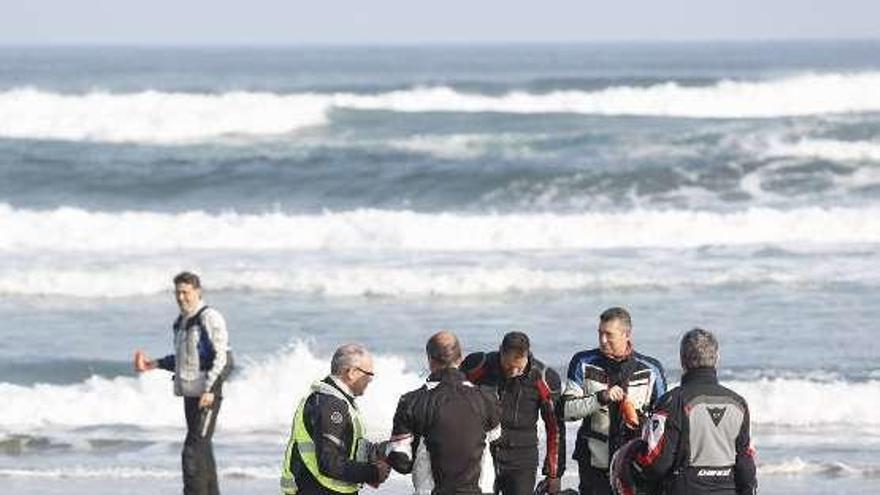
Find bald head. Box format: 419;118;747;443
426;330;462;369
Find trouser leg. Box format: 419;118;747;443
496;467;537;495
577;463;611;495
496;447;538;495
183;395;223;495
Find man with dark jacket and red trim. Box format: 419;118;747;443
611;328;757;495
561;307;667;495
460;331;566;495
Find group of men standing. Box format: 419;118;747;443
135;272;757;495
281;305;757;495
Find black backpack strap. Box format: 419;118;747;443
172;305;211;332
193;307;217;371
187;305;211;330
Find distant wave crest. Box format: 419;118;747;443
2;204;879;253
2;73;880;142
0;262;872;298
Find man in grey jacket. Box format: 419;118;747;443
135;271;232;495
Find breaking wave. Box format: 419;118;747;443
3;73;880;142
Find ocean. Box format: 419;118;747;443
1;42;879;495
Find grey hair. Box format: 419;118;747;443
600;307;632;334
680;328;719;370
331;343;370;375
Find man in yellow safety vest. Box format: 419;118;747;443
281;344;391;495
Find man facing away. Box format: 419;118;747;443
280;343;391;495
386;330;502;495
561;307;667;495
460;331;566;495
611;328;757;495
134;271;233;495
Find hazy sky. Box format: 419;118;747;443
4;0;880;45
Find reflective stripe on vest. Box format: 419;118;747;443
280;380;365;494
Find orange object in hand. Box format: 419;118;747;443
620;396;639;429
133;350;148;372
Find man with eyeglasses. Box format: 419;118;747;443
280;343;391;495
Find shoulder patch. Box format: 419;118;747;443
330;411;344;424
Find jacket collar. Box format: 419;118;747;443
681;367;718;386
428;366;466;384
324;375;357;403
601;342;634;363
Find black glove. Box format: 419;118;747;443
544;476;560;494
534;477;561;495
368;460;391;488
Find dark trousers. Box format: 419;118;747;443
495;447;538;495
577;464;611;495
495;467;537;495
183;394;222;495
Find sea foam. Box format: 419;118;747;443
2;73;880;143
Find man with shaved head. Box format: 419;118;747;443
386;331;502;494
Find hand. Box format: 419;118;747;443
605;385;626;402
368;460;391;488
133;350;155;372
198;392;215;409
370;440;391;462
543;476;561;494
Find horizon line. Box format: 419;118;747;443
1;37;879;49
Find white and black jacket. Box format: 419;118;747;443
561;348;667;470
157;303;232;397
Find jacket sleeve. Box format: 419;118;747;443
388;393;418;474
649;362;668;408
156;354;175;372
734;403;758;495
537;366;566;478
310;395;379;484
561;354;604;420
202;309;230;392
480;386;502;445
460;352;487;383
632;397;679;482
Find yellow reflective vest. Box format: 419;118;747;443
281;380;366;494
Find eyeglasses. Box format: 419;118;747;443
355;366;375;377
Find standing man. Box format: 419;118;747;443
134;271;233;495
611;328;757;495
460;331;566;495
280;343;391;495
562;307;666;495
386;331;502;495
